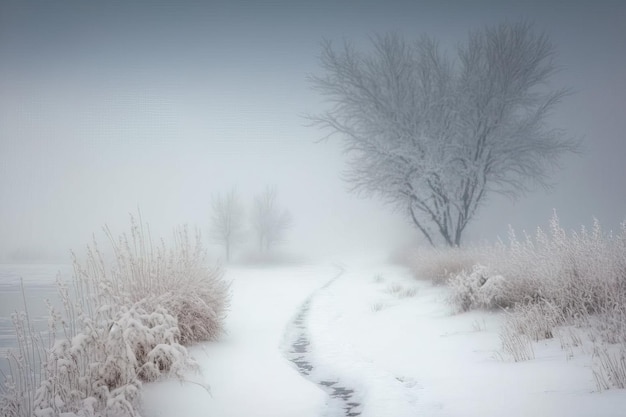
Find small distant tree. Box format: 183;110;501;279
310;22;577;247
252;187;293;252
210;189;245;261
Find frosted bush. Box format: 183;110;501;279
415;213;626;377
143;271;229;345
29;302;198;416
479;274;507;307
488;215;624;317
448;267;481;312
445;214;626;330
448;264;508;312
1;215;229;416
73;218;230;345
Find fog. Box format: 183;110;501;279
1;0;625;263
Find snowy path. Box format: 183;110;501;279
283;264;363;417
299;264;425;417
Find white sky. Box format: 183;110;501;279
1;0;625;261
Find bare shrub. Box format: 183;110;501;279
555;326;586;360
592;346;626;391
385;283;418;299
397;287;418;299
385;283;404;295
371;302;388;313
499;323;535;362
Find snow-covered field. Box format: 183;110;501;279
142;260;626;417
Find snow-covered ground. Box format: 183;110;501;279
141;263;333;417
144;260;626;416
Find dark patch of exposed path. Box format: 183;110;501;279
283;264;362;417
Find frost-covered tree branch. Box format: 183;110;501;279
310;22;577;246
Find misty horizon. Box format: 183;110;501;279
1;0;625;263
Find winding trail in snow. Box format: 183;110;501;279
283;264;362;417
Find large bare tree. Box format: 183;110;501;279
210;189;245;261
310;22;577;246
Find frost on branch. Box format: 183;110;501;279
311;22;577;246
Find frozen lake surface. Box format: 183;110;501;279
0;264;72;380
